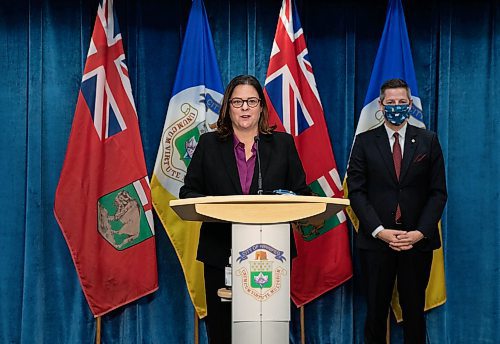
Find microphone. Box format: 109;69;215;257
254;136;263;195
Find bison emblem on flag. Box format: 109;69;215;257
97;179;154;250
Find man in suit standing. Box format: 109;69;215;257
347;79;447;344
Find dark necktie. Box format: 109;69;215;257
393;132;402;223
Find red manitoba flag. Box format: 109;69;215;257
264;0;352;306
54;0;158;317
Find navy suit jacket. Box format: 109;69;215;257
180;131;309;267
347;124;447;251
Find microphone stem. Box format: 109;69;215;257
254;136;263;194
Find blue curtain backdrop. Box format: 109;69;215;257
1;0;498;343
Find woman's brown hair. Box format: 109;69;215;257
216;75;275;138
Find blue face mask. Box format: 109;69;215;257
383;104;410;126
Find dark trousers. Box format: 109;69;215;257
359;248;433;344
204;264;232;344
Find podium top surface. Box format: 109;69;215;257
170;195;350;224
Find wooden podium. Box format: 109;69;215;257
170;195;349;344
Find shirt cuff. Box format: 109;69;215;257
372;225;385;238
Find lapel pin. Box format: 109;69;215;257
411;138;416;143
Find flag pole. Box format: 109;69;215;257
300;306;305;344
386;313;391;344
194;310;199;344
95;316;101;344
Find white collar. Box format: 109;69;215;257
384;122;408;141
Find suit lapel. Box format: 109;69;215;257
400;125;418;182
220;136;243;194
375;125;398;183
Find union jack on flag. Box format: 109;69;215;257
264;0;322;137
264;0;352;307
80;0;136;141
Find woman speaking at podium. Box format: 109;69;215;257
180;75;309;344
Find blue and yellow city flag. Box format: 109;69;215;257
151;0;223;318
345;0;446;321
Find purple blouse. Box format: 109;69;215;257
233;136;257;195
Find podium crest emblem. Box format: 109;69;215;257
235;244;287;301
250;251;273;288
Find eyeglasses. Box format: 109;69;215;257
229;97;261;108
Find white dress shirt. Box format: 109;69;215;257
371;122;408;238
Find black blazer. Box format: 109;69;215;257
347;124;447;251
179;131;310;267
